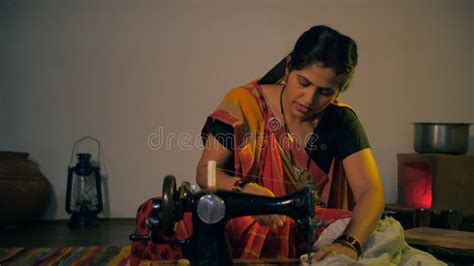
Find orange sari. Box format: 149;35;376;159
209;81;354;259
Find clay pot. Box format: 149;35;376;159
0;151;50;225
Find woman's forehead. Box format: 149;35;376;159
297;63;337;88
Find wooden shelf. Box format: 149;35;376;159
405;227;474;250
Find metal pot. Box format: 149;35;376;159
413;122;471;154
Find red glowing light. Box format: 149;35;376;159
401;163;432;209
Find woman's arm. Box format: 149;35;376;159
341;148;385;244
310;147;384;261
196;134;277;197
196;134;240;190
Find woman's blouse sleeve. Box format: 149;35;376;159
335;108;370;160
202;118;235;151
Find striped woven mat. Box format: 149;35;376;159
0;246;131;265
0;246;301;265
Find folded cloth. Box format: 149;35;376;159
301;217;446;266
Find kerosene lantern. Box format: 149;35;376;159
65;137;103;229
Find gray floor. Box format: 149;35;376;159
0;219;135;247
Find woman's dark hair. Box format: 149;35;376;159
259;25;358;91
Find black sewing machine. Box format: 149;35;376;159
130;175;319;265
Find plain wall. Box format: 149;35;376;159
1;0;473;219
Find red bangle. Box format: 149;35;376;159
232;179;249;192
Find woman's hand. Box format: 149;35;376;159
300;242;357;263
241;183;286;228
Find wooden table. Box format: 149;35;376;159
404;227;474;250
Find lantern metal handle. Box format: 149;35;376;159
69;136;101;167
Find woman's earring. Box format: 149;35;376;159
280;55;290;85
280;66;289;85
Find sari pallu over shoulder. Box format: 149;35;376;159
205;84;267;182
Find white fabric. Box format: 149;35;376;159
301;217;446;266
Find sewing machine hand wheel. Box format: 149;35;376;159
162;175;178;237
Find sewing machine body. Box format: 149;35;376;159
130;175;319;265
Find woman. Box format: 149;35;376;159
131;25;442;265
196;25;384;261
